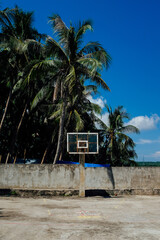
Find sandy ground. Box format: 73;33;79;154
0;195;160;240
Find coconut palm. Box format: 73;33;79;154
26;15;111;163
114;134;138;166
99;105;139;165
0;6;45;41
47;83;101;161
0;6;46;162
46;15;111;163
0;6;44;134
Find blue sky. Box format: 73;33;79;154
1;0;160;162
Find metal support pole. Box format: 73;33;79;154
79;154;85;197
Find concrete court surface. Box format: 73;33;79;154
0;196;159;240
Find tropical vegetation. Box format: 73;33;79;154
0;6;139;166
99;106;140;166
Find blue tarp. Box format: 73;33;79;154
57;161;110;167
11;159;110;167
10;159;41;164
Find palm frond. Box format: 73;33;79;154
75;20;93;45
77;57;102;75
49;14;69;48
0;8;15;36
121;125;140;134
79;42;102;55
49;109;61;120
65;65;76;94
78;42;111;69
26;59;57;83
12;78;25;93
31;84;51;110
74;109;84;131
92;50;111;69
105;104;112;114
90;103;102;115
94;115;109;131
25;39;43;54
84;85;98;94
92;73;110;91
77;62;110;90
45;36;68;61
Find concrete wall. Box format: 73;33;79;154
0;165;160;191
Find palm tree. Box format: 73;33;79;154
26;15;111;163
0;6;46;162
0;7;45;134
47;15;111;163
0;6;45;41
115;134;138;166
47;83;101;161
100;105;139;165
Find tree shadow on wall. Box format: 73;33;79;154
85;167;115;198
106;167;115;189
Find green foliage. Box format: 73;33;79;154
100;106;140;166
0;6;138;166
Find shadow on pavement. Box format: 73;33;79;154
85;189;111;198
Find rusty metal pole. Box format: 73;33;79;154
79;154;85;197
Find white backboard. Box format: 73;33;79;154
67;133;99;154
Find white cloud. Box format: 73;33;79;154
100;112;109;126
143;151;160;159
87;96;108;129
94;112;109;129
87;95;106;109
152;151;160;158
128;114;160;131
137;139;153;144
136;138;160;144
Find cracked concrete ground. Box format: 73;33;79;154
0;195;159;240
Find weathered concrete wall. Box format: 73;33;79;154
85;167;160;190
0;165;79;190
0;165;160;191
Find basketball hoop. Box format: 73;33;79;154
67;133;99;197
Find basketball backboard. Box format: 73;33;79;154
67;133;98;154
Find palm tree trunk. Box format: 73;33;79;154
59;152;63;161
5;153;10;165
53;99;67;164
17;103;28;133
41;147;48;164
5;103;28;164
53;79;60;102
110;132;114;162
0;89;12;133
59;111;72;161
13;154;17;164
23;148;27;164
